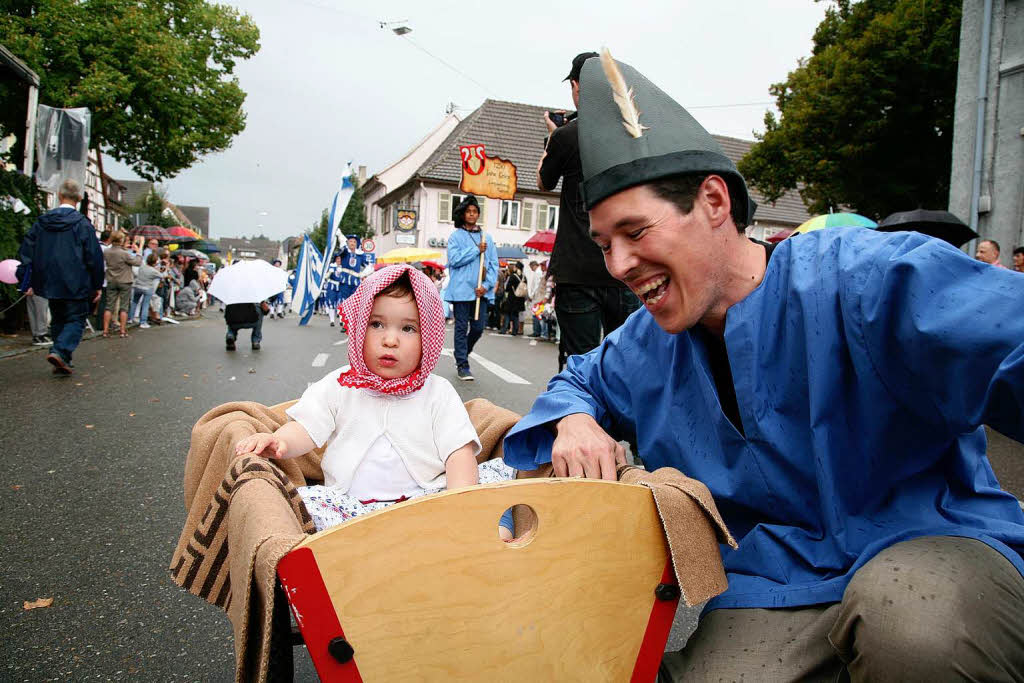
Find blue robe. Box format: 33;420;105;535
338;250;364;301
503;229;1024;611
324;263;343;306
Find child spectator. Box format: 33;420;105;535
130;252;166;328
234;265;515;535
175;279;201;317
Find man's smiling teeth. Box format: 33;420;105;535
637;276;670;305
636;276;667;295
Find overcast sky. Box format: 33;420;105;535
105;0;830;240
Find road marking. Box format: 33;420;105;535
470;352;531;384
312;353;329;367
439;348;530;384
333;338;348;346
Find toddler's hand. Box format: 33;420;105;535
235;433;288;459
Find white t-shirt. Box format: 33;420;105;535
286;370;480;495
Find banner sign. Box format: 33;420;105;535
395;209;417;232
459;143;517;201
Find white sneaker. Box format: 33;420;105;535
139;322;151;329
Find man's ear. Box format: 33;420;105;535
698;175;733;230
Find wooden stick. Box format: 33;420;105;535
473;233;486;320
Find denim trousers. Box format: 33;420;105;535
48;298;90;362
452;299;488;370
554;285;640;370
130;287;154;322
226;315;263;344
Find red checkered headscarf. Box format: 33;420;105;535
337;264;445;396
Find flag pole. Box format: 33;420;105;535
474;232;486;320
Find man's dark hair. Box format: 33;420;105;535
376;272;414;300
981;238;1001;254
100;229;111;242
648;174;748;232
452;194;481;229
1014;246;1024;257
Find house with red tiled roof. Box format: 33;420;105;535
362;100;811;261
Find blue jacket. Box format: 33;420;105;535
444;228;498;303
17;206;104;300
504;229;1024;611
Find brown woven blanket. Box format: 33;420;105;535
169;398;520;683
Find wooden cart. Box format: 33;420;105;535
276;477;680;681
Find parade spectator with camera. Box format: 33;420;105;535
537;51;640;371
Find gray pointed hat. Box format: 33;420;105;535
577;53;756;225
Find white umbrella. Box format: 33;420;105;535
207;259;288;305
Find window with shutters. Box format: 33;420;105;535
537;203;549;231
522;201;534;231
438;191;452;223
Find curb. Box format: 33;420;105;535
0;315;206;362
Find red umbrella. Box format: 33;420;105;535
129;225;173;241
167;225;202;240
524;230;556;252
766;228;794;244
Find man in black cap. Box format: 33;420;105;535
537;51;640;371
506;50;1024;680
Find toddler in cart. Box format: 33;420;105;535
234;264;515;536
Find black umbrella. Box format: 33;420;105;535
876;209;977;248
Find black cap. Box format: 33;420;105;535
564;51;599;82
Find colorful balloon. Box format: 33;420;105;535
0;259;21;285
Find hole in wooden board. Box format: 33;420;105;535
498;504;538;547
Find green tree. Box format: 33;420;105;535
339;174;371;241
0;149;46;326
0;0;260;181
738;0;961;219
305;174;372;255
130;185;176;228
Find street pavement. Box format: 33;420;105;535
1;309;1022;680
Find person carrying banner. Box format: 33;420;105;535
503;50;1024;681
444;195;498;381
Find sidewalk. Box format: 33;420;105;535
0;313;201;360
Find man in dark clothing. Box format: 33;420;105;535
16;178;104;375
537;51;640;371
224;302;265;351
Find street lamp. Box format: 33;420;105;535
379;19;411;36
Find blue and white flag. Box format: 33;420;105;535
291;235;325;325
318;163;356;291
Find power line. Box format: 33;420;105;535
398;35;496;96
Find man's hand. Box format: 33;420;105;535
474;286;487;297
551;413;626;480
25;287;34;296
543;111;565;134
235;433;288;459
92;290;101;303
478;240;487;253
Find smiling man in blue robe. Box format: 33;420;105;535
503;51;1024;681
